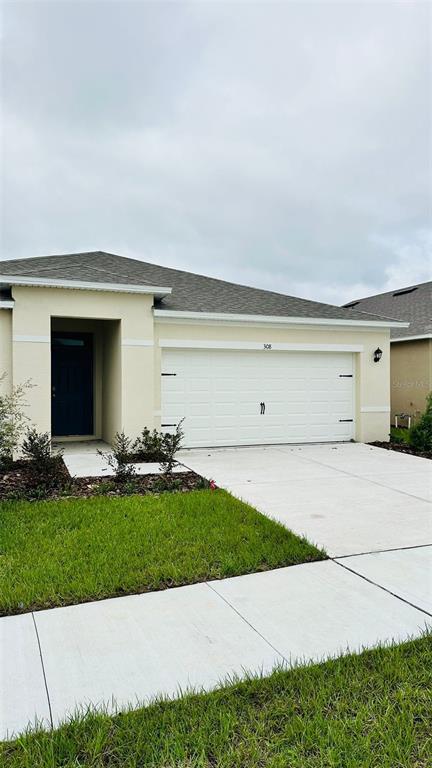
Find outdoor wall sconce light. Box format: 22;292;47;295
373;347;383;363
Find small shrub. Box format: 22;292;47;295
133;428;165;462
94;480;116;495
152;474;183;494
99;422;184;484
22;428;52;468
122;480;140;495
3;488;27;502
99;431;136;483
196;476;213;490
21;428;65;492
390;427;410;445
0;376;33;466
160;419;185;477
409;393;432;452
58;482;75;497
27;485;51;501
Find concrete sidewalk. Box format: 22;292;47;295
2;549;430;741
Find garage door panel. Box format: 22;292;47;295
213;404;242;418
188;381;213;393
238;406;263;419
213;379;262;392
161;349;354;447
284;377;308;388
264;407;286;418
282;392;312;404
309;403;333;414
286;413;313;426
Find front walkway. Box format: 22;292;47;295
2;443;431;740
54;441;183;477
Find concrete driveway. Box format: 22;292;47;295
179;442;432;557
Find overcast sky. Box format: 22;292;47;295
1;1;431;304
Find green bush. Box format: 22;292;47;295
133;427;165;462
0;376;33;466
100;423;185;483
132;421;185;471
409;393;432;452
98;431;136;483
390;427;410;445
160;419;185;475
22;428;52;468
21;427;65;492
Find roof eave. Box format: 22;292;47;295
391;334;432;343
0;275;172;298
154;309;409;329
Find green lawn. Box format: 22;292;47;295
0;489;324;615
2;636;430;767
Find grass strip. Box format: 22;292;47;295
0;489;324;614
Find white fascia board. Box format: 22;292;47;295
159;339;364;352
391;334;432;343
0;301;14;309
154;309;409;329
0;275;172;298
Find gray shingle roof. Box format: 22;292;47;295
342;282;432;340
0;250;402;324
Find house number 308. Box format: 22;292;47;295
263;343;272;350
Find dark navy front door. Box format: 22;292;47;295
51;333;94;436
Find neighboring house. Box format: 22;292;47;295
342;282;432;425
0;251;407;447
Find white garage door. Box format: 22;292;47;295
161;349;355;447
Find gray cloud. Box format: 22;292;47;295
1;0;431;303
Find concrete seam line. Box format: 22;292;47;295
31;612;53;729
205;581;289;665
331;559;432;619
335;542;432;559
292;452;431;506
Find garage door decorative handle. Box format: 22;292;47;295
260;402;266;415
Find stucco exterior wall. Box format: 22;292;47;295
0;310;13;396
4;284;393;444
102;321;122;443
11;286;154;441
154;320;391;443
390;339;432;423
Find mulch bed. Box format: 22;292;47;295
0;458;208;500
369;441;432;460
71;472;207;498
